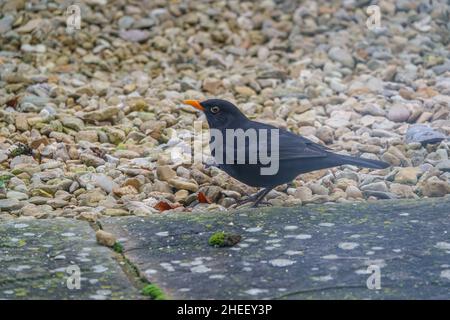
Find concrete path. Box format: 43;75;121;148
1;198;450;299
0;218;141;299
102;197;450;299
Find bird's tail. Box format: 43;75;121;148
335;154;390;169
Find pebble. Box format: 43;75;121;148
394;167;420;185
405;125;447;145
420;177;450;197
387;104;411;122
0;199;24;211
95;230;116;247
328;47;355;68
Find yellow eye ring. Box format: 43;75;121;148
211;106;220;113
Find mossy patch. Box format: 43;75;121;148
0;174;12;189
208;231;241;247
10;143;33;157
116;143;127;150
113;241;124;253
141;284;166;300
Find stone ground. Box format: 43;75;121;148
2;197;449;299
0;218;141;299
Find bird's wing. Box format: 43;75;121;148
277;128;329;160
213;121;331;164
244;121;330;160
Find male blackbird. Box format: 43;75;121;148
183;99;389;207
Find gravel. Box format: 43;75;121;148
0;0;449;220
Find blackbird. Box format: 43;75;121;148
183;99;389;207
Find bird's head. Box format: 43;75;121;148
182;99;248;129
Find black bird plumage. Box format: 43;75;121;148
184;99;390;207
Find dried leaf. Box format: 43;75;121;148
197;192;211;204
6;96;19;108
154;201;176;212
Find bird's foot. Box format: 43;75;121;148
234;194;259;207
233;200;271;209
250;201;272;208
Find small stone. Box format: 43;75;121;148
405;125;446;145
436;160;450;172
10;156;37;169
328;47;355;68
61;116;84;131
361;181;388;193
0;199;24;211
113;185;138;197
346;185;363;198
47;199;69;209
310;184;329;196
390;183;416;199
175;190;189;202
0;152;8;163
152;180;173;194
0;15;14;33
21;44;46;53
105;128;125;144
394;167;420;185
316;126;334;144
6;191;28;201
80;154;105;167
96;230;116;247
235;86;256;96
208;231;241;247
93;174;118;194
168;178;199;192
16;18;43;33
294;110;316;126
15;114;29;131
325;111;352;128
203;78;223;94
83;106;120;122
76;130;98;143
292;187;313;201
387;104;411;122
157;166;177;182
118;16;134;29
124;83;136;93
103;208;129;217
420;177;450;197
200;185;222;202
119;29;151;42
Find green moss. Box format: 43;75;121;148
208;231;241;247
113;241;124;254
10;143;32;157
15;288;28;297
141;284;166;300
0;174;12;188
208;231;226;246
17;239;27;247
116;143;127;150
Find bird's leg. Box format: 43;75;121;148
235;188;268;206
251;187;274;208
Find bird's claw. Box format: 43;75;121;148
251;201;272;208
233;198;272;209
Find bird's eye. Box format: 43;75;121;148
210;106;220;114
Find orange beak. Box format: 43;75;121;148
183;100;204;112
